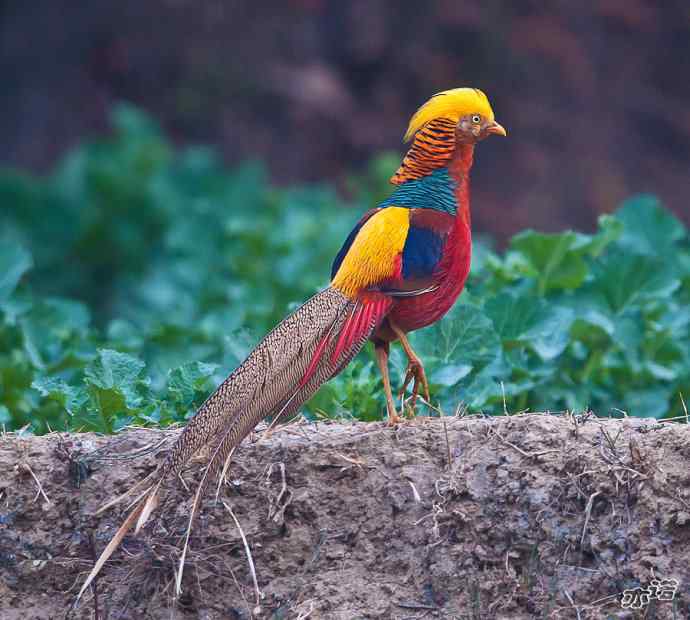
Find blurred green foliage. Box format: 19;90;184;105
1;105;689;433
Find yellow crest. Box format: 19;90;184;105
403;88;496;142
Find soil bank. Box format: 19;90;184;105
1;413;690;619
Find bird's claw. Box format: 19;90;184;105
387;411;403;426
385;399;403;426
398;359;430;415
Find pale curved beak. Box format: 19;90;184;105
487;121;507;137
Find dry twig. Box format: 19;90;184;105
492;429;560;459
19;462;51;505
223;501;263;613
580;491;601;548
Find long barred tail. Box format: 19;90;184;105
77;287;391;601
164;287;389;474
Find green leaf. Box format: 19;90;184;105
85;349;146;394
569;293;616;337
19;298;91;369
462;360;507;410
615;195;685;256
84;349;149;429
413;302;501;375
485;293;574;360
431;363;473;387
507;215;622;295
509;230;589;294
0;240;32;301
582;214;624;256
524;305;576;360
589;249;680;314
405;303;505;412
167;361;218;406
32;376;88;415
613;314;644;368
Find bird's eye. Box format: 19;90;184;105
471;115;481;124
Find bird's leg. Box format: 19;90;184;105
389;322;430;415
374;342;401;426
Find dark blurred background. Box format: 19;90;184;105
2;0;689;242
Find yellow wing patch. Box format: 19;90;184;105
331;207;410;298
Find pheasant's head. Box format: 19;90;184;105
404;87;506;144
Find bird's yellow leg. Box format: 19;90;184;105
389;322;430;414
375;342;402;426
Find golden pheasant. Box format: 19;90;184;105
78;87;506;599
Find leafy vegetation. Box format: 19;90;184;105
1;105;688;433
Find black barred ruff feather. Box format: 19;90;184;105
391;118;457;183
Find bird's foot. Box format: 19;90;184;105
398;358;431;416
387;412;403;426
386;401;403;426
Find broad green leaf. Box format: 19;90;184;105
485;293;574;360
84;349;149;427
431;363;473;387
570;319;611;352
167;361;219;406
523;305;575;360
20;298;91;369
614;314;644;367
615;195;685;256
581;214;623;256
508;216;622;295
569;293;616;336
32;376;88;415
412;302;501;373
509;230;588;293
85;349;145;392
463;363;505;410
589;249;680;314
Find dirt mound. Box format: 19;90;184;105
1;413;689;619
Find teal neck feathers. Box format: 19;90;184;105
380;168;458;215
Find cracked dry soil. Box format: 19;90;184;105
1;413;690;619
